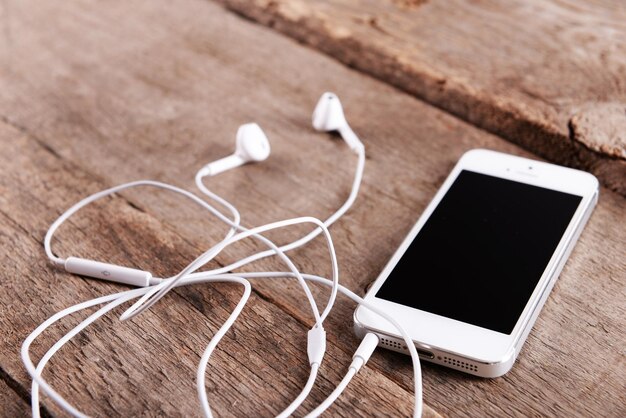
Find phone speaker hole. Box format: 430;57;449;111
379;337;434;359
442;356;478;372
379;337;406;351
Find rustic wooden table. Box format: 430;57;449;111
1;1;624;417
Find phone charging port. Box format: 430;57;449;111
416;348;434;359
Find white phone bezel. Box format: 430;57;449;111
355;148;598;367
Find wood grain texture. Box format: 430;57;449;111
0;0;624;417
213;0;626;196
0;377;32;417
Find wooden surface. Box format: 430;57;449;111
0;0;625;417
0;378;30;417
216;0;626;197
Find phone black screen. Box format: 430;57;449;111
375;170;582;334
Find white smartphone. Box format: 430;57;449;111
354;149;598;377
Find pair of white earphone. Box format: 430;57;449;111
22;93;422;417
203;91;363;176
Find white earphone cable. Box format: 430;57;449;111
24;271;422;418
26;93;423;417
42;180;329;327
39;190;337;417
23;276;251;418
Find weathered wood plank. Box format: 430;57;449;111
0;0;624;417
212;0;626;196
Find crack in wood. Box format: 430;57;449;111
0;366;54;418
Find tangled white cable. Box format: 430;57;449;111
21;92;423;417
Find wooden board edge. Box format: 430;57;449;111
210;0;626;197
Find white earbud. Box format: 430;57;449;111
312;92;364;153
203;123;271;176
